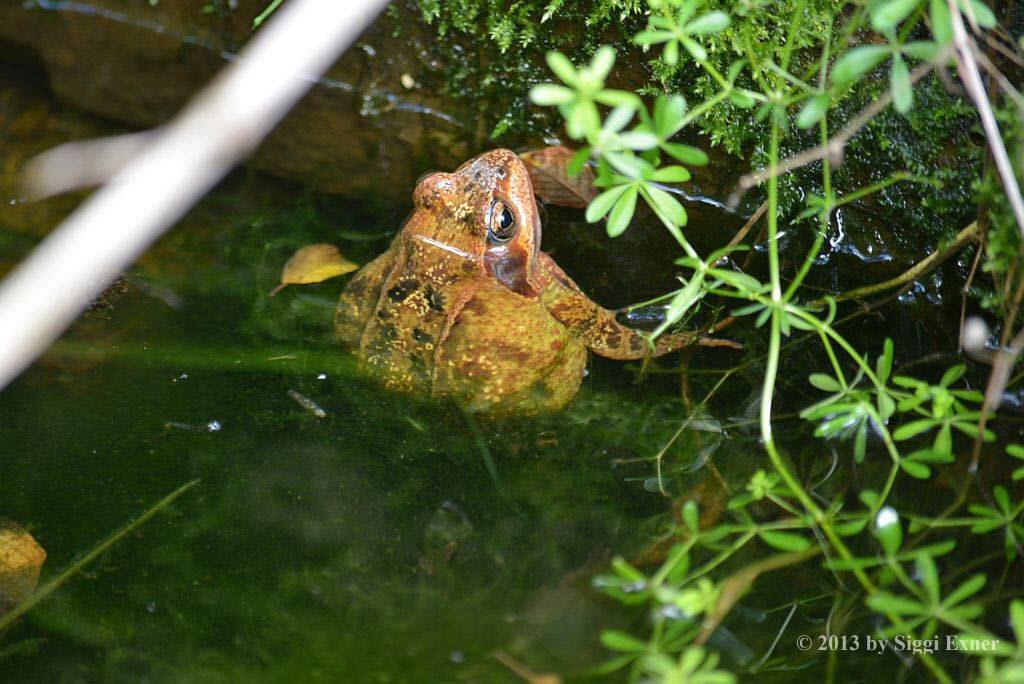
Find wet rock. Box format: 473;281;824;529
0;0;474;203
0;518;46;614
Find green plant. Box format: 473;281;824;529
528;0;1024;680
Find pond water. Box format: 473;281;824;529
0;49;984;682
0;64;767;682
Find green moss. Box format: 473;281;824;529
407;0;981;243
403;0;648;139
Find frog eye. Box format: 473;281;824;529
488;199;517;242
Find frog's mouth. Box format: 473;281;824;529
484;243;539;298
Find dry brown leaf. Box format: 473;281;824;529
519;146;598;209
270;243;358;296
0;519;46;615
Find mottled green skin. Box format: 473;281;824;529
335;149;703;413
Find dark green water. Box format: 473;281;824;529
0;56;990;682
0;72;776;681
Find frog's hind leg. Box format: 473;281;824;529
536;251;707;360
334;245;400;348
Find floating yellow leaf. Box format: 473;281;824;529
270;243;358;296
0;519;46;615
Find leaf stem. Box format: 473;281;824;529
0;479;200;633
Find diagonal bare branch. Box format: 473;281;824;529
727;58;941;209
947;0;1024;239
0;0;390;391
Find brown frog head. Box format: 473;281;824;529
410;149;541;297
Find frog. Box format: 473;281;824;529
335;149;730;413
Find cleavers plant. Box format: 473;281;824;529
530;0;1023;681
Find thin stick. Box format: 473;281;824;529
959;240;984;349
971;326;1024;470
0;0;390;392
972;46;1024;116
24;132;155;200
0;479;200;632
947;0;1024;239
724;200;769;249
810;221;981;305
981;24;1024;69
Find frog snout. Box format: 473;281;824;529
413;172;454;209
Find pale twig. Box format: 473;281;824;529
0;0;390;391
24;132;155;199
979;29;1024;69
947;0;1024;470
947;0;1024;239
970;322;1024;471
972;46;1024;116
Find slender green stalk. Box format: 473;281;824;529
779;0;807;73
757;104;952;684
0;479;200;633
682;531;757;584
679;90;731;130
784;117;833;301
766;122;782;302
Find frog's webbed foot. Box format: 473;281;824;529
617;305;743;351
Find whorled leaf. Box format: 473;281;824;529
890;55;912;114
831;45;891;87
607;186;639;237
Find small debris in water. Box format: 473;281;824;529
268;354;298;361
400;73;416;89
317;373;327;380
287;390;327;419
493;651;561;684
206;420;222;432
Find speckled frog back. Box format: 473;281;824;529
334;149;543;399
